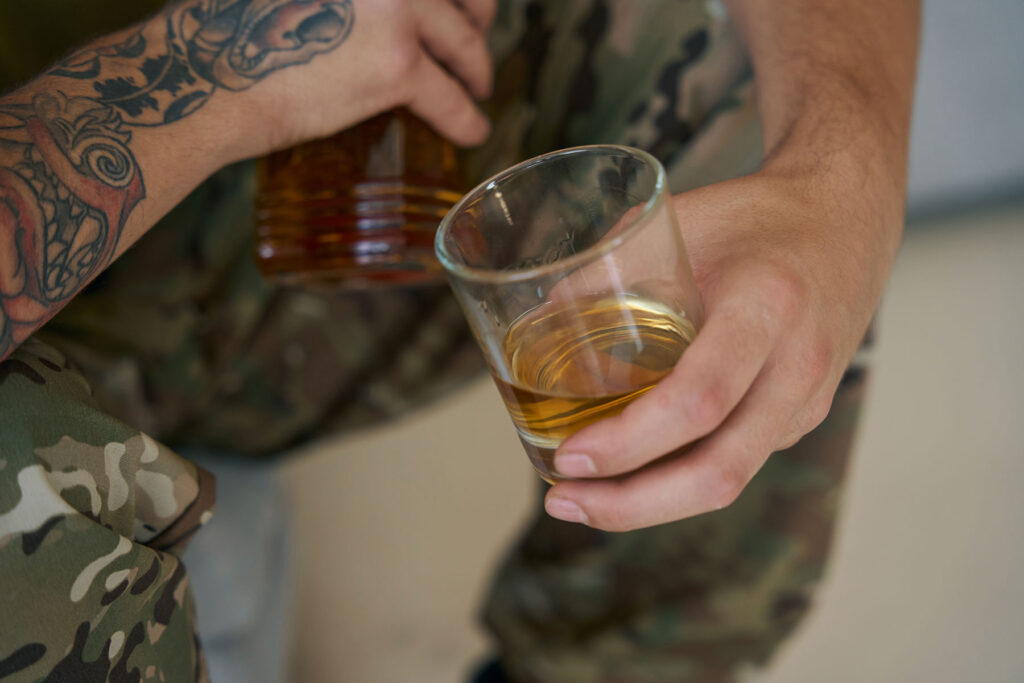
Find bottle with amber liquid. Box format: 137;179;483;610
254;110;463;287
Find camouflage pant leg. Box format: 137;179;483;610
483;369;867;683
0;338;214;682
471;2;866;681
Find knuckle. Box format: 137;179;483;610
590;483;642;533
431;95;461;120
595;515;634;533
778;432;802;450
805;393;835;430
479;51;495;88
484;1;498;27
601;507;644;533
383;41;422;89
685;380;729;435
803;338;834;386
706;462;749;510
460;36;491;88
640;387;677;424
761;267;807;322
448;100;482;136
458;22;485;51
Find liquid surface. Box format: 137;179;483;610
493;294;696;481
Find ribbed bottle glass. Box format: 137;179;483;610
255;110;462;287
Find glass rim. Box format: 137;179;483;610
434;144;667;285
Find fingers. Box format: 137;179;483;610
407;57;490;146
416;0;494;99
456;0;498;31
545;361;800;532
552;282;787;479
778;384;835;449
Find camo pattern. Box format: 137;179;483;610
0;338;213;681
483;371;867;683
0;1;869;682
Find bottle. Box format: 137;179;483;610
254;109;462;288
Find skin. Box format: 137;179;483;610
544;0;921;531
0;0;495;358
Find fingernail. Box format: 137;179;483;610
554;453;597;477
545;497;589;525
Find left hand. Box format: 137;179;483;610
542;161;901;531
227;0;498;158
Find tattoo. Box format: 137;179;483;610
0;0;354;355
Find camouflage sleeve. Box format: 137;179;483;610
0;338;213;682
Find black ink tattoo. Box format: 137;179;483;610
51;0;355;124
0;0;354;356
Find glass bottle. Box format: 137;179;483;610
254;109;462;288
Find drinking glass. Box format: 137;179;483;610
435;145;703;482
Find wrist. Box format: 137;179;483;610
761;89;911;223
753;101;910;280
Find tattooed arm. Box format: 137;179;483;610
0;0;495;359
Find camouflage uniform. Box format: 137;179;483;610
0;1;869;682
0;338;213;681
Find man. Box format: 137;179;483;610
0;0;919;681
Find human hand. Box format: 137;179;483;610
227;0;496;156
542;164;903;531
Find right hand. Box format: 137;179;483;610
232;0;496;156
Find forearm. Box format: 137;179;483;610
0;80;240;355
723;0;920;298
725;0;920;171
0;0;356;360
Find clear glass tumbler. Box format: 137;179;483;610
435;145;703;482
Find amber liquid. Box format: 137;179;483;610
493;294;697;482
255;110;462;287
